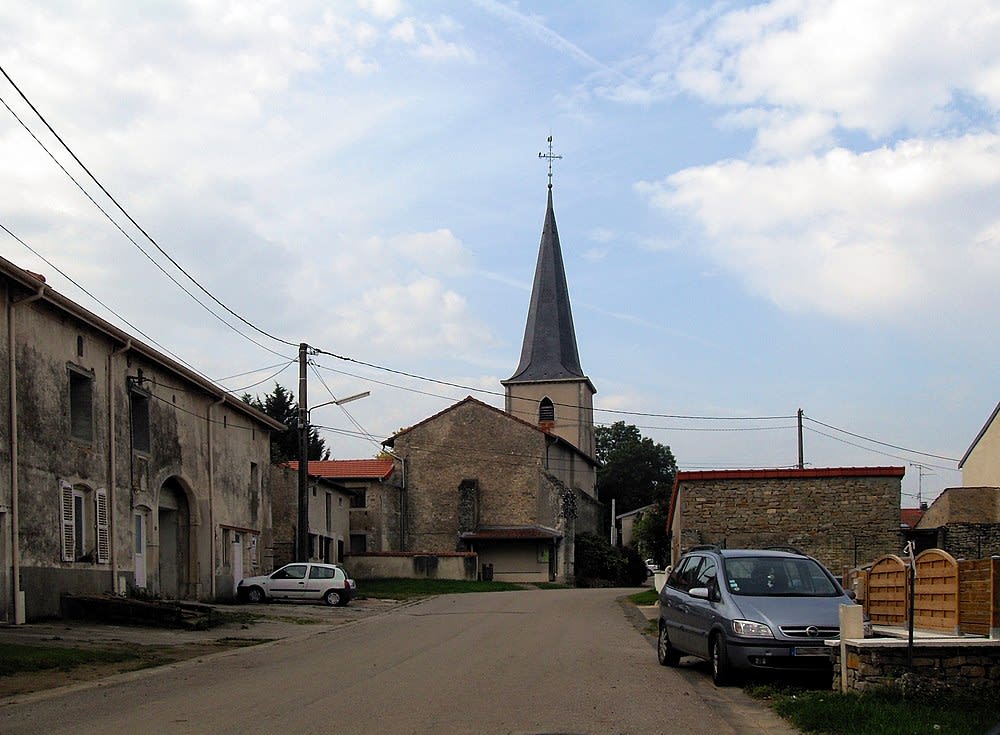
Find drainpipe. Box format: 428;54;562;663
8;282;45;624
108;340;131;595
207;397;224;599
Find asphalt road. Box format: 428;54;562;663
0;588;797;735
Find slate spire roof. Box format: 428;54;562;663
506;185;586;383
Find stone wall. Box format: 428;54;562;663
672;469;903;574
939;523;1000;560
833;640;1000;696
345;552;477;580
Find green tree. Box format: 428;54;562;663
595;421;677;513
632;502;670;567
243;383;329;463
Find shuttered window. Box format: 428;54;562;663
58;480;110;564
95;488;110;563
60;480;75;562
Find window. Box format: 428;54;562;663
325;493;333;531
309;565;337;580
271;564;307;580
59;480;109;563
539;397;554;423
68;367;94;442
350;489;366;508
130;388;151;454
350;533;367;554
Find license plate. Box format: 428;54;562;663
792;646;831;657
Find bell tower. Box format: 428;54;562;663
502;138;596;457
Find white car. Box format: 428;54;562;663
238;562;356;606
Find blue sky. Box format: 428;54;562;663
4;0;1000;507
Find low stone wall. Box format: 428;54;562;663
833;638;1000;696
345;552;478;581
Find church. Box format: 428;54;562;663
381;167;603;582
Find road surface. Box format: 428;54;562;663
0;587;796;734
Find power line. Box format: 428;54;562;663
803;415;959;463
803;425;957;471
0;64;297;350
0;219;208;379
0;92;291;361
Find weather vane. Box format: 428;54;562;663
538;135;562;189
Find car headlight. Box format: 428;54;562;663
732;620;774;638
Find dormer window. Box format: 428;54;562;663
539;397;555;423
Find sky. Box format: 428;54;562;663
3;0;999;509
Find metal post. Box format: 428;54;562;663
797;408;804;469
297;343;309;562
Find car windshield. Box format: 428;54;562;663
723;556;840;597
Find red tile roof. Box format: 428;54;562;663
286;459;395;481
900;508;925;529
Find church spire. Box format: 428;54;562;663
502;139;596;457
506;184;585;383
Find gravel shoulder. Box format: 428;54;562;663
0;597;402;700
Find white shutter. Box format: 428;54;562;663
60;480;75;562
95;488;110;564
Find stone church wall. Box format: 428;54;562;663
394;401;546;552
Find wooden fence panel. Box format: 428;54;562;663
914;549;959;633
960;558;994;636
866;554;907;625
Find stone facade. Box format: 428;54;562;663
385;397;601;582
668;468;904;575
0;256;283;621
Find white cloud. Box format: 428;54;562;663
638;134;1000;321
672;0;1000;142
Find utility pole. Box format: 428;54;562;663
797;408;804;469
297;343;309;562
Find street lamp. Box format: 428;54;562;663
296;380;370;562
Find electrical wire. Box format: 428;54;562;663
0;63;298;350
803;426;957;471
0;219;210;379
803;415;959;463
0;91;290;361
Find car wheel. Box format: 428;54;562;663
657;624;680;667
323;589;342;607
246;586;265;604
710;634;732;687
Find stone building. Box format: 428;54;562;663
269;465;354;568
371;178;603;582
287;459;400;554
912;486;1000;559
667;467;905;575
0;255;284;621
384;397;601;582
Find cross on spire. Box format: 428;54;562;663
538;135;562;189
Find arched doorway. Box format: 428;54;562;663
157;479;191;599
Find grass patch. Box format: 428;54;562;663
531;582;571;590
358;578;525;600
628;589;659;606
747;684;1000;735
0;643;139;676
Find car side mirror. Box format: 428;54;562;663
846;589;857;601
689;586;710;600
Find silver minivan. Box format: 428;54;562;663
657;547;860;685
